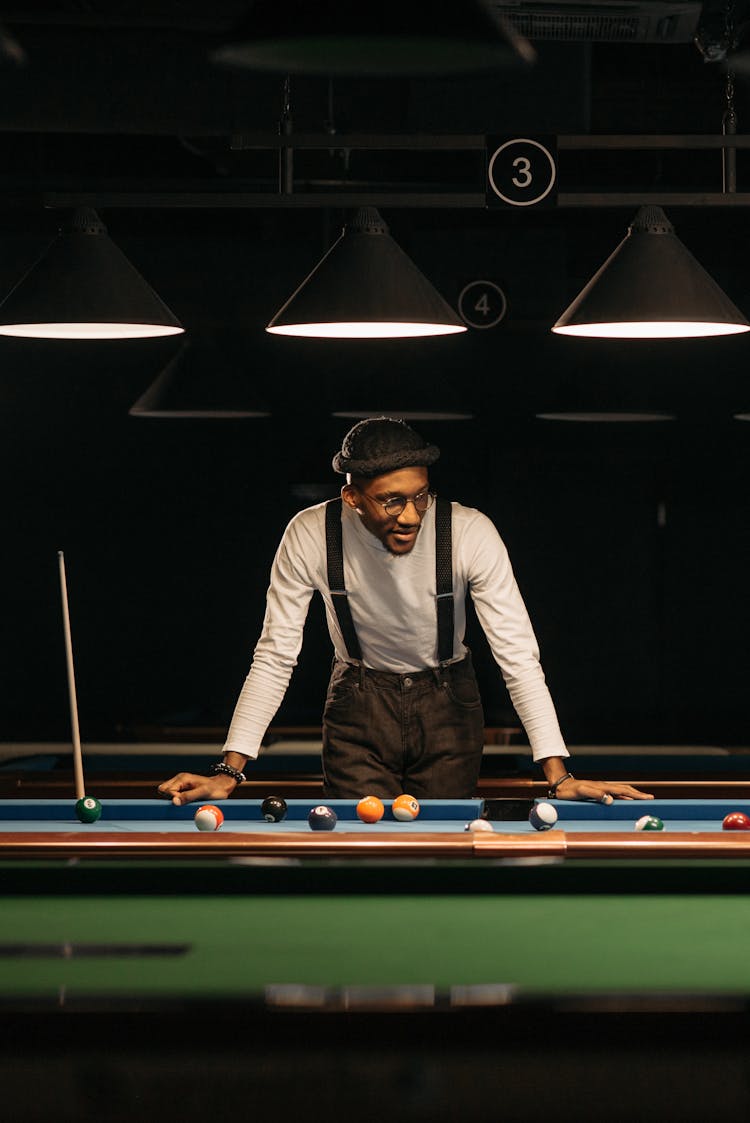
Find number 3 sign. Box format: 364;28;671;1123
487;137;557;207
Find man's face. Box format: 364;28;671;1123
342;467;431;556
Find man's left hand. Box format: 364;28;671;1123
553;777;653;805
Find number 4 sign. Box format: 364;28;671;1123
457;280;507;330
487;136;557;207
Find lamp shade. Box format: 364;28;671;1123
212;0;534;76
333;406;473;421
536;412;675;423
129;339;270;418
0;209;184;340
267;209;467;339
552;206;750;340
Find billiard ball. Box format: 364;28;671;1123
722;811;750;831
634;814;664;831
261;795;288;823
392;795;420;821
75;796;102;824
194;804;224;832
308;805;337;831
529;802;558;831
465;818;494;833
356;796;385;823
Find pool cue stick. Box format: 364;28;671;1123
57;551;85;801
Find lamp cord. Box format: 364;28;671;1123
722;5;737;193
279;75;293;195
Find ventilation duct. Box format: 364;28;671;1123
493;1;701;42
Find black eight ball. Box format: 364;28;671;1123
261;795;288;823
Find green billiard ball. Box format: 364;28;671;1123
634;814;664;832
75;796;102;823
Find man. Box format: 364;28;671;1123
160;417;651;806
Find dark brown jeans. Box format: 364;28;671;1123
321;653;485;799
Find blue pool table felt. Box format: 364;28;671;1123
0;798;748;833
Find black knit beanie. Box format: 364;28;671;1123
332;417;440;477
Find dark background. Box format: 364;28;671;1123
1;4;750;748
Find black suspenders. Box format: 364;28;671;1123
324;497;454;665
434;497;454;664
325;499;364;662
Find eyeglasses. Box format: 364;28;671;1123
363;490;435;517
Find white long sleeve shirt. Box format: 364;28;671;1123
224;499;569;763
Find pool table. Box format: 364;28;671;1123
1;796;750;858
3;796;750;1121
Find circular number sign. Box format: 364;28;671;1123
457;280;507;330
488;138;557;207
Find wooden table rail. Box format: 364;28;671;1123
3;829;750;860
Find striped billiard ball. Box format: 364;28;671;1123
529;801;558;831
392;795;420;821
194;804;224;831
634;815;664;832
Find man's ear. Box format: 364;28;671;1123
341;484;362;512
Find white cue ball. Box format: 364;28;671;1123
465;818;494;833
529;801;558;831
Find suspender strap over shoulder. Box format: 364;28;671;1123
325;499;363;662
324;496;454;665
435;497;454;664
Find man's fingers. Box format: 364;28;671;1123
560;780;654;804
157;772;192;793
613;784;654;800
597;783;654;801
584;785;613;805
157;773;207;807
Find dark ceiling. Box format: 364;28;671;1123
0;2;746;184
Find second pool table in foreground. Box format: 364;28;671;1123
3;796;750;1120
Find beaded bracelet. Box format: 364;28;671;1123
547;771;574;798
209;761;247;786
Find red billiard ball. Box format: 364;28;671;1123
722;811;750;831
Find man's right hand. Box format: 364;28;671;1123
157;772;237;806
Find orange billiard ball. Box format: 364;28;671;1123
392;794;420;821
356;796;385;823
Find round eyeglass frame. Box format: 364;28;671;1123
363;490;435;517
